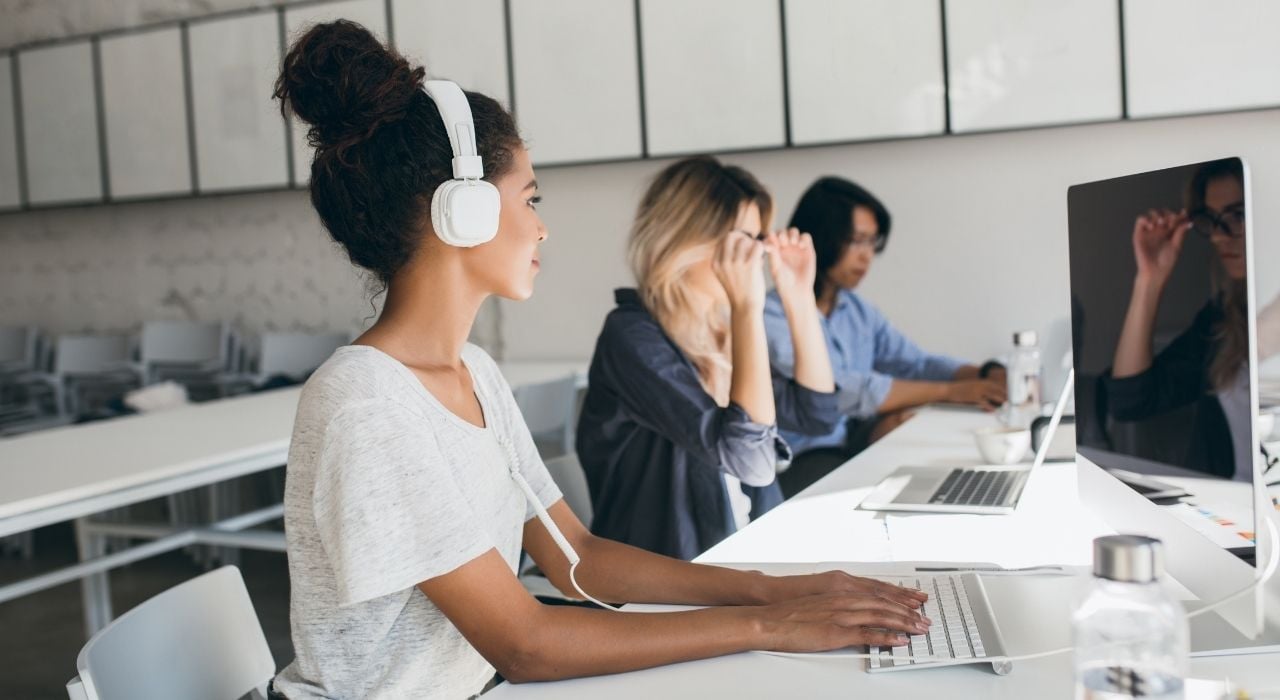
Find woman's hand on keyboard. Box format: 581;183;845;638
763;570;928;609
754;592;932;652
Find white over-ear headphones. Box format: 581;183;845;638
422;80;501;247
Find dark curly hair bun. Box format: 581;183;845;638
275;18;522;287
274;19;423;159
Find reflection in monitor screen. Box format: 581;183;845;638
1068;158;1263;560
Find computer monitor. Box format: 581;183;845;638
1067;157;1278;651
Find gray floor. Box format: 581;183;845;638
0;521;294;700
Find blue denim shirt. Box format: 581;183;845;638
764;288;963;454
576;289;841;560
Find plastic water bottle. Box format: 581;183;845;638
1073;535;1188;699
1003;330;1042;428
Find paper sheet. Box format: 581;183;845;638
1166;501;1257;547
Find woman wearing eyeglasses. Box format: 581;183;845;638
576;156;845;560
764;177;1007;497
1109;158;1252;480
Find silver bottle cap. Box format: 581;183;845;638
1013;330;1039;347
1093;535;1164;583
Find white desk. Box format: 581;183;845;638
0;361;586;634
0;387;300;539
0;361;585;538
487;408;1280;698
0;387;301;634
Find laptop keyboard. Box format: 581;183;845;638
928;469;1027;507
868;575;988;671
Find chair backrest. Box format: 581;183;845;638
0;325;38;367
140;321;227;366
55;335;132;375
69;566;275;700
543;453;593;527
257;331;349;381
513;374;580;451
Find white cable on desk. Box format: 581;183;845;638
1186;513;1280;619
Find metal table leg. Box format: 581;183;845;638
74;517;113;637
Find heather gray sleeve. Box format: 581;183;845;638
311;400;495;607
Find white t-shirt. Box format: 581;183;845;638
1217;365;1253;482
273;344;562;699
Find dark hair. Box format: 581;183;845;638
788;176;892;296
1185;158;1247;391
274;20;522;286
1185;157;1243;214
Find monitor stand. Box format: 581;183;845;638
1190;606;1280;656
1189;521;1280;655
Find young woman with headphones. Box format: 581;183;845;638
269;21;928;699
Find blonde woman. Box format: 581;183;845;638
1109;158;1251;479
576;156;842;560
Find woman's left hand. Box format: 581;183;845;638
765;228;818;304
765;570;929;609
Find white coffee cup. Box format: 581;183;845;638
974;426;1032;465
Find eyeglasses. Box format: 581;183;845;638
1189;207;1246;240
848;232;887;252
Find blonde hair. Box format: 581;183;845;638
628;156;772;405
1186;159;1248;391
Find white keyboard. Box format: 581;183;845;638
867;574;1010;674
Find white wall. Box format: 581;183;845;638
517;109;1280;371
0;190;378;336
0;0;270;49
2;0;1277;371
0;0;501;350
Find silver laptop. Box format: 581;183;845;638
859;376;1072;515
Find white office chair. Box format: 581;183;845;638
0;326;53;432
39;334;139;417
139;320;239;389
0;324;39;374
65;566;275;700
544;453;594;528
513;374;580;458
250;331;348;385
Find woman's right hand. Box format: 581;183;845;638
1132;208;1190;288
754;591;931;652
712;230;767;313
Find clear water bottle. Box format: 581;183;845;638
1003;330;1042;428
1073;535;1188;699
